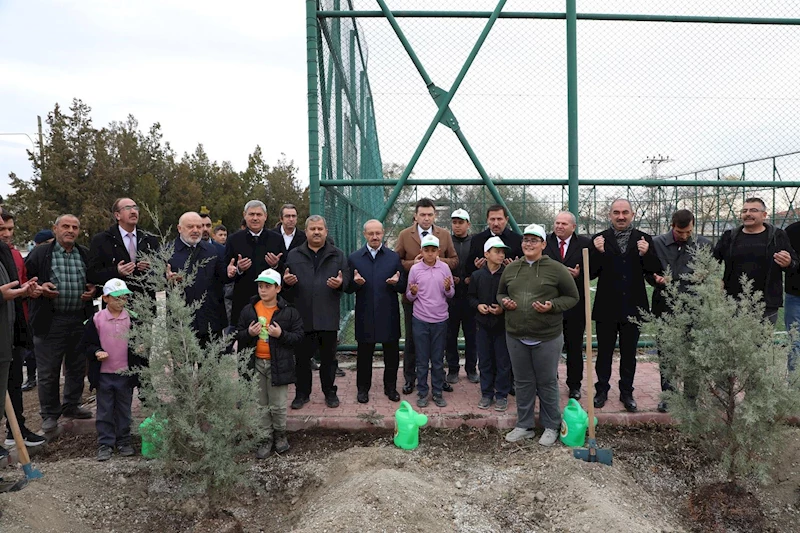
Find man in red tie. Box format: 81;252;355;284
543;211;592;400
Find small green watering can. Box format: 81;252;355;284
560;398;597;448
394;400;428;450
140;413;165;458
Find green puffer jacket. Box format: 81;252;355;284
496;255;579;342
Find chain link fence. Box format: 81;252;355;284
312;0;800;346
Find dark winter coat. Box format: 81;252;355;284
0;241;29;349
224;228;285;326
168;238;229;335
450;234;473;299
236;295;304;386
649;230;712;317
79;311;147;391
272;224;307;254
283;242;350;332
467;263;506;330
466;227;523;278
25;241;96;337
543;232;592;321
589;227;662;322
713;223;798;309
87;225;159;295
346;245;407;343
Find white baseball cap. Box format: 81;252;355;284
255;268;282;286
451;209;470;222
421;234;440;248
483;236;511;253
103;278;132;297
523;223;547;241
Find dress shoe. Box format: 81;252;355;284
310;359;320;370
385;389;400;402
41;417;59;432
442;382;453;393
335;367;346;377
466;371;480;384
290;395;310;410
593;392;607;409
325;392;340;408
357;391;369;404
657;400;668;413
402;381;414;395
62;406;92;419
568;387;582;400
620;394;638;412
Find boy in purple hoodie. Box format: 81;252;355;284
406;234;454;408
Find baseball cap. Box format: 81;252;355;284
33;229;54;244
522;223;547;241
451;209;470;222
255;268;282;286
103;278;132;297
483;236;511;253
421;234;440;248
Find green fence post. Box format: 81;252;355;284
566;0;579;223
307;0;321;215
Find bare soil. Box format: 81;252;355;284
2;422;800;532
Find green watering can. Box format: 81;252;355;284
394;401;428;450
140;413;165;458
560;398;597;448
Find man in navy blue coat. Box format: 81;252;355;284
168;212;231;344
346;220;407;403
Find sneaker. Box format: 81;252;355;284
442;382;453;393
325;392;340;408
446;371;459;384
62;406;93;419
23;430;46;447
274;432;290;454
41;417;58;432
118;443;135;457
290;396;310;410
97;445;113;462
539;428;559;447
21;379;36;392
477;397;493;409
494;397;508;412
505;427;536;443
256;438;273;459
310;358;320;370
432;395;447;408
335;367;346;377
417;396;428;408
466;371;480;384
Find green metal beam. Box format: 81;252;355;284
318;10;800;26
376;0;508;223
322;178;800;187
566;0;579;222
307;0;321;215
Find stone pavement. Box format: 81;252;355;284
52;360;670;439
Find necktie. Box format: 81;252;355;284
422;230;429;238
559;239;566;260
126;233;137;262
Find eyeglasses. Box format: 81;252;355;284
740;208;764;214
522;237;543;244
118;205;139;212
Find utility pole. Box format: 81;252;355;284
643;154;673;179
642;154;674;234
37;115;45;173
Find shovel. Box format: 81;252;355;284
573;248;613;466
5;392;44;481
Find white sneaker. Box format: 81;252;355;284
539;428;559;447
505;427;536;442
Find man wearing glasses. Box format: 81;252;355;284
88;198;159;297
713;197;798;325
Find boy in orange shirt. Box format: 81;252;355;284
237;269;304;458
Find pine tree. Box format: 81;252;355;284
640;247;800;482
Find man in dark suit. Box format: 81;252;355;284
225;200;284;327
168;212;230;344
199;208;225;257
272;203;307;254
465;204;523;279
87;197;159;297
346;219;407;404
543;211;592;400
589;199;662;412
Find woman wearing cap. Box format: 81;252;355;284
497;223;579;446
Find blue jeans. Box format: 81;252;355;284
785;293;800;372
96;373;134;448
476;324;511;399
412;317;448;398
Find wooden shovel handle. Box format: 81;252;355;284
5;392;32;465
582;249;597;444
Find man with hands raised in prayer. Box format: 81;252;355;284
346;220;407;404
282;215;350;409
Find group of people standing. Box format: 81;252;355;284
0;193;797;462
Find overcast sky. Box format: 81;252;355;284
2;0;800;202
